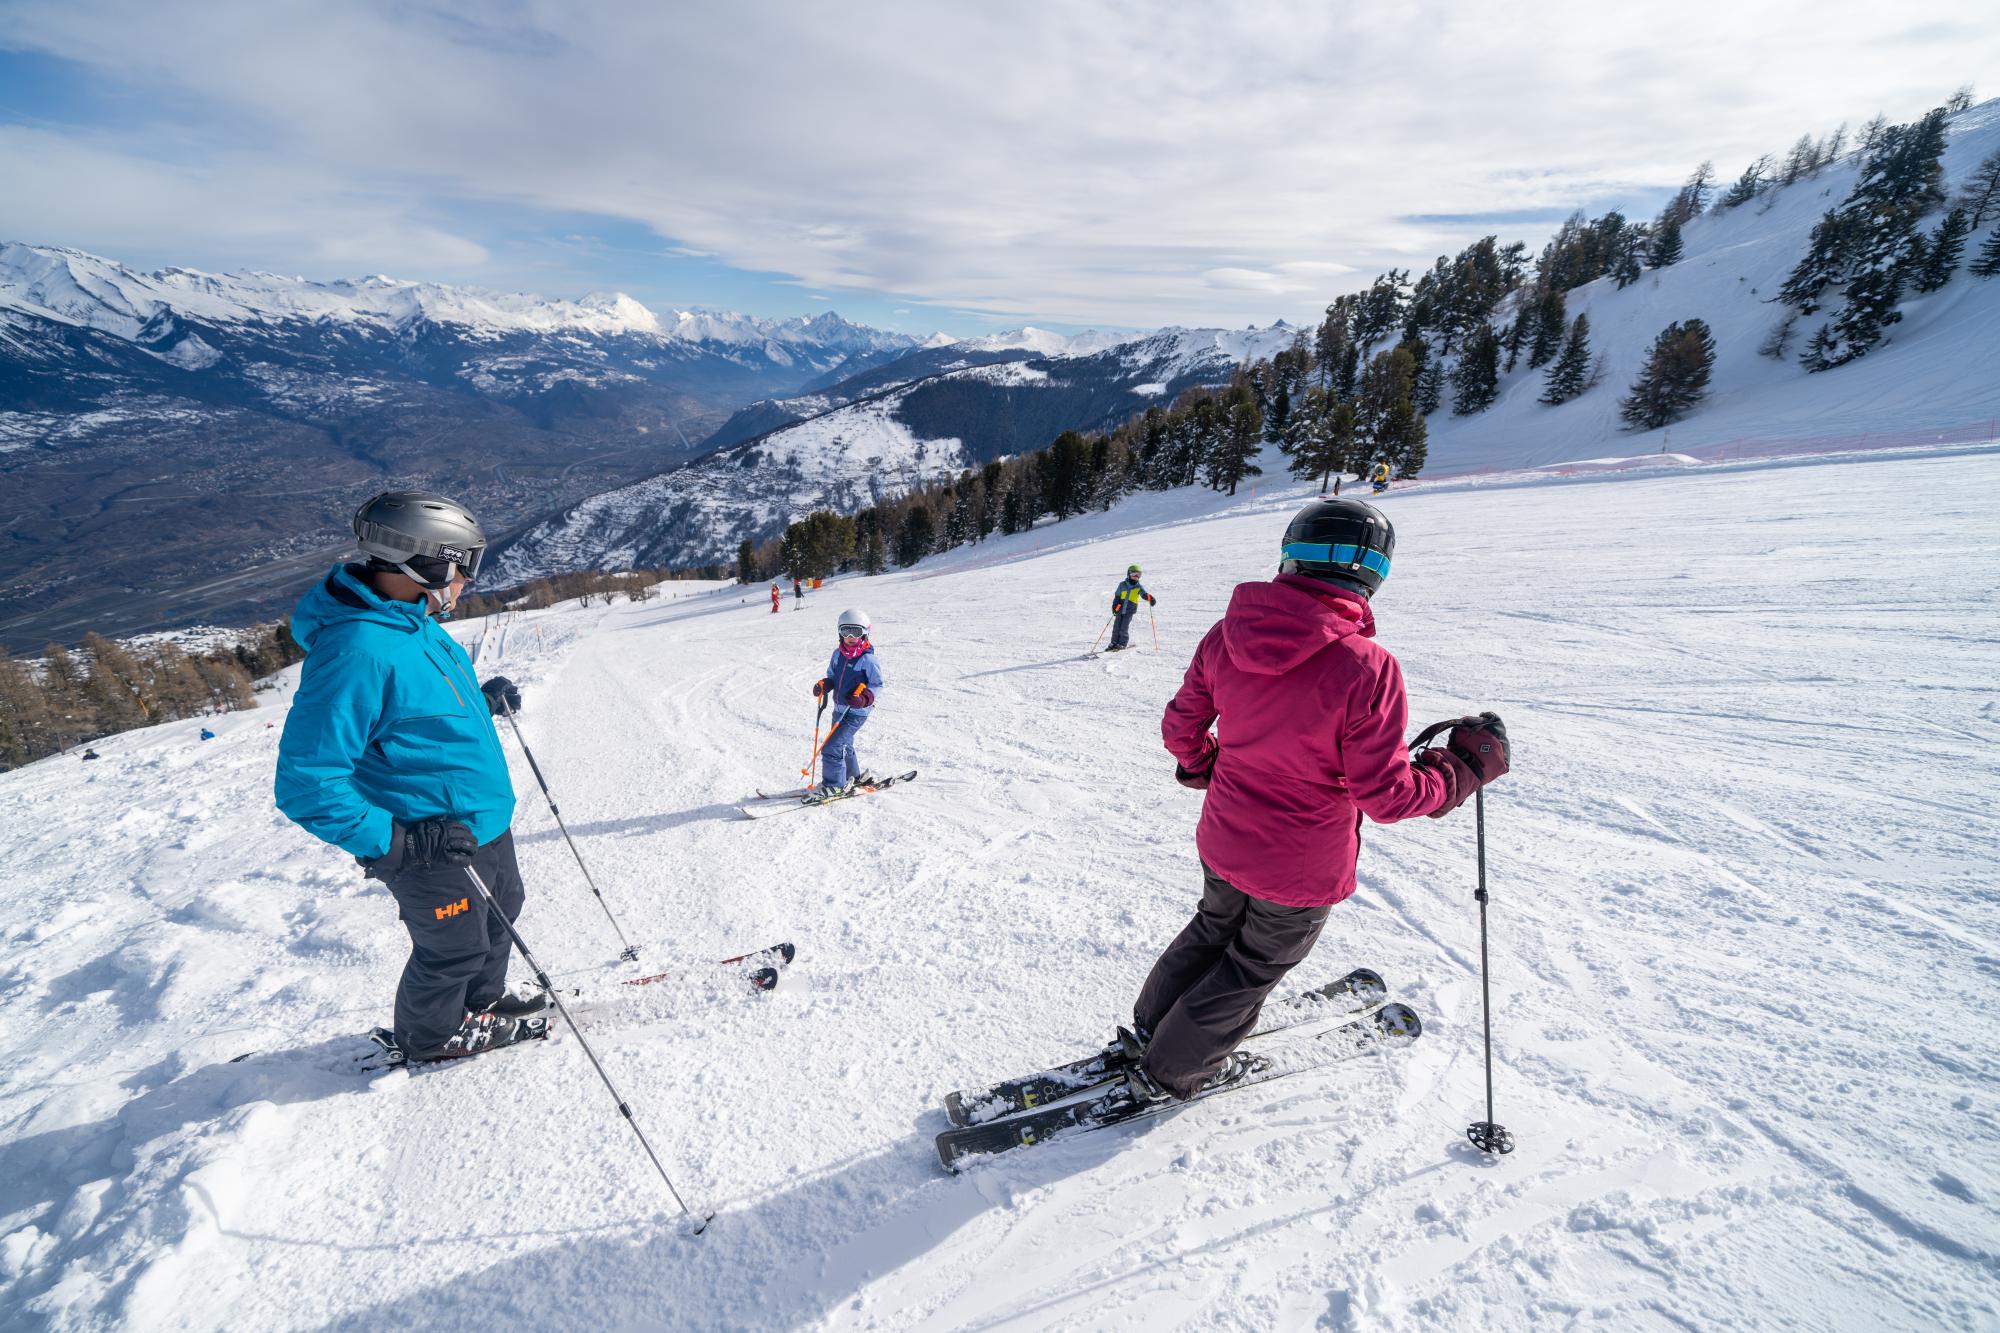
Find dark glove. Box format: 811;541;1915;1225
849;685;875;708
361;817;479;879
812;678;830;699
1414;712;1509;816
481;676;521;716
1147;594;1157;605
1175;741;1218;790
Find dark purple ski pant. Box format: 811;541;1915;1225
1134;862;1330;1098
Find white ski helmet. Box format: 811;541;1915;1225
836;608;871;636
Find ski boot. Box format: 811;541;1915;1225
397;1009;551;1065
477;986;550;1019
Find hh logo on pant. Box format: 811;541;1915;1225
434;897;471;920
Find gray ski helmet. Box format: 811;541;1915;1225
1279;497;1393;599
352;491;487;588
837;607;871;636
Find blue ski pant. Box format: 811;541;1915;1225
821;708;870;786
1110;606;1138;649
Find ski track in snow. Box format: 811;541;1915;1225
2;449;1998;1330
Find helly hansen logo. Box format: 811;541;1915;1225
435;897;470;920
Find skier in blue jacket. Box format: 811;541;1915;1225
812;608;883;797
275;491;547;1064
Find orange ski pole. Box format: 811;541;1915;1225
801;694;828;779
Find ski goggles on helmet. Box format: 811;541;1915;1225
839;626;867;640
398;544;485;587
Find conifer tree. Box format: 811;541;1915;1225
896;505;935;567
1947;85;1975;114
1207;394;1264;495
1915;208;1971;293
1969;227;2000;278
1779;210;1852;312
1265;382;1291;443
1528;288;1566;369
1648;214;1684;267
1501;316;1527;373
1798;323;1839;372
1416;359;1444;415
1718;157;1771;210
1539;314;1593;405
1356;346;1426;477
735;538;757;583
1450;322;1501;415
1958;150;2000;229
1621;319;1716;428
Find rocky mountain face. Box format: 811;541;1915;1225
489;323;1301;582
0;244;921;648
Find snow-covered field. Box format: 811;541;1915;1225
3;446;1996;1330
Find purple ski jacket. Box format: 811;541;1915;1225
1161;574;1451;907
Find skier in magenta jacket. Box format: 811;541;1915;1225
1129;497;1509;1103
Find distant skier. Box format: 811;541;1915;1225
275;491;549;1065
1125;498;1509;1104
770;582;782;615
793;576;804;609
81;748;100;761
200;728;216;741
1106;564;1156;653
810;608;883;797
1370;461;1391;494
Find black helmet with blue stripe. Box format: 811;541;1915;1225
1279;498;1394;600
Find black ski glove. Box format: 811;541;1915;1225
361;817;479;880
481;676;522;717
1175;741;1218;790
1412;712;1509;816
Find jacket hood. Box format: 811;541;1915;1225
1219;574;1375;676
290;563;429;651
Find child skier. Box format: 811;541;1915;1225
1126;497;1509;1104
811;608;883;797
1107;564;1156;652
770;583;781;614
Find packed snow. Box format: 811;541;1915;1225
2;443;1996;1330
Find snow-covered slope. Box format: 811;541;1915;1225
493;386;971;578
1422;100;2000;472
3;442;1995;1329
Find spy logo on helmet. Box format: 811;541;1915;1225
436;545;468;564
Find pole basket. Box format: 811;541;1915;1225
1466;1121;1514;1155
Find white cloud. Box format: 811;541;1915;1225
3;1;1995;325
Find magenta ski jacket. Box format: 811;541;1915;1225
1161;574;1450;908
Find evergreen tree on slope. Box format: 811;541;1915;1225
1539;313;1593;406
1621;320;1716;429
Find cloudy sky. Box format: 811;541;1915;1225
1;1;1994;334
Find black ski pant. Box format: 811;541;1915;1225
1109;607;1137;649
1133;862;1330;1099
385;829;525;1054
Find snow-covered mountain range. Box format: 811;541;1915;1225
0;244;927;650
490;323;1302;581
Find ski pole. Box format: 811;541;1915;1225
1149;605;1161;655
461;866;712;1233
1088;617;1111;654
801;694;828;779
1409;719;1511;1157
498;701;640;963
1465;785;1513;1156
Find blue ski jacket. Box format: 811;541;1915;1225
824;642;884;717
274;564;515;860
